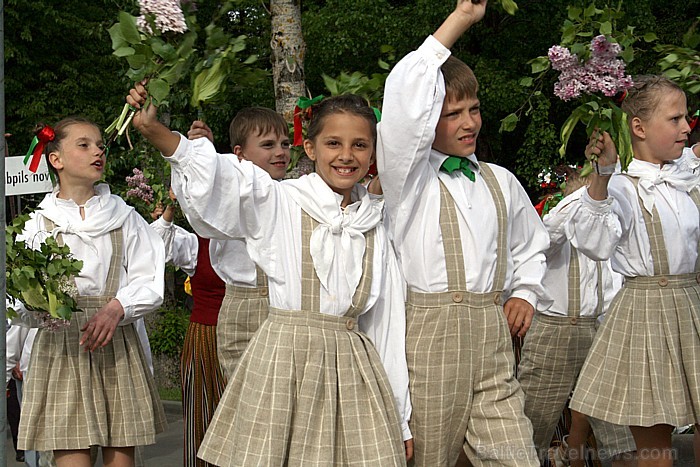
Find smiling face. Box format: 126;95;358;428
48;122;105;187
432;95;482;158
303;112;375;206
632;89;690;164
235;129;291;180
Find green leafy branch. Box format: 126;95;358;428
655;17;700;95
6;214;83;321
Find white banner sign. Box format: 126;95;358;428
5;155;53;196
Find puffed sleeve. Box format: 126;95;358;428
358;232;412;441
378;35;450;235
166;133;282;244
115;211;165;324
150;217;199;276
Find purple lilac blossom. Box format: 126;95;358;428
137;0;188;34
126;168;155;204
549;35;633;101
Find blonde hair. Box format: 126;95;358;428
621;75;684;121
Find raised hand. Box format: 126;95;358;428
187;120;214;143
585;129;618;169
434;0;488;49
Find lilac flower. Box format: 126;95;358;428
549;36;633;101
126;168;155;204
137;0;188;35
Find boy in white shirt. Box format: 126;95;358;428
377;1;548;465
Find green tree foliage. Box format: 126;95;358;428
5;0;700;196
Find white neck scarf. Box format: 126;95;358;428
37;184;134;250
625;158;698;214
284;173;383;293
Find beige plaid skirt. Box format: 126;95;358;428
18;300;167;451
198;308;406;467
216;285;269;379
571;273;700;427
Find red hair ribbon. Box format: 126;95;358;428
23;125;55;173
613;90;628;106
293;95;325;147
690;110;699;133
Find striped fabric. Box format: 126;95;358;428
406;166;537;467
571;181;700;427
216;266;269;379
198;212;406;466
19;222;166;451
181;321;227;467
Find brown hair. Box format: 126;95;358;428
228;107;288;150
621;75;684;121
306;94;377;144
39;116;99;184
441;55;479;102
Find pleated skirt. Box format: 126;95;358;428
18;302;167;451
198;308;406;467
570;273;700;427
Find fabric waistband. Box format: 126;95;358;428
225;283;269;299
406;289;503;308
267;308;359;332
75;295;113;310
623;273;700;290
535;314;598;327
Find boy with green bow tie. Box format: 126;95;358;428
377;1;549;465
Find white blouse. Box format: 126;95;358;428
539;187;621;318
19;185;165;324
378;35;549;308
565;149;700;277
167;135;412;440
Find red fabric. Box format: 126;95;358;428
30;126;55;173
189;236;226;325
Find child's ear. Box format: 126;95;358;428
233;145;245;161
630;116;646;140
303;139;316;161
48;151;63;171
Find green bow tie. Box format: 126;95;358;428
440;156;476;182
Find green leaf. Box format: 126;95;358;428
599;21;612;35
530;56;550;74
567;6;582;21
126;54;147;69
148;78;170;105
643;32;658;42
499;0;518;16
113;46;135;58
54;305;72;320
499;113;519;133
108;23;127;50
519;77;534;87
191;58;225;107
559;111;582;157
118;12;142;45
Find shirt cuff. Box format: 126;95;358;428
153;216;173;229
401;422;412;442
581;188;614;213
422;35;452;67
508;290;538;310
163;132;189;165
114;294;133;325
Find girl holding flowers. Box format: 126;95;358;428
16;116;167;467
566;76;700;466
